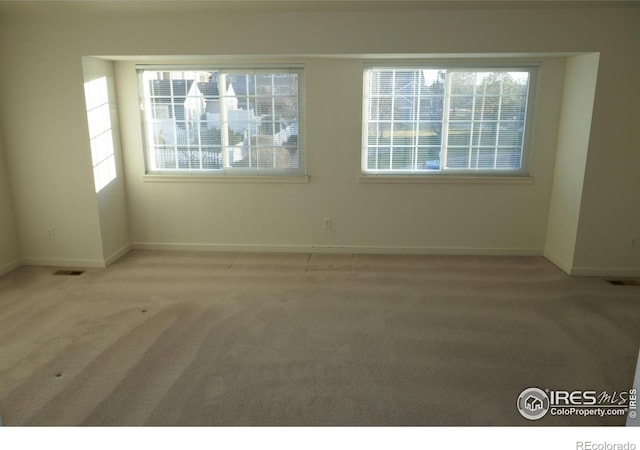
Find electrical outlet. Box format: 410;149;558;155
631;237;639;250
47;227;55;240
323;217;332;230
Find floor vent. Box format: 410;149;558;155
53;270;85;276
607;279;640;286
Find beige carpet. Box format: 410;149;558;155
0;251;638;426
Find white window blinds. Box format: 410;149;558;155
139;67;305;176
363;66;535;175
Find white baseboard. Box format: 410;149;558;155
570;266;640;277
21;257;107;269
0;259;21;277
543;250;640;277
104;244;132;267
17;244;638;276
543;249;573;275
132;241;543;256
19;245;132;270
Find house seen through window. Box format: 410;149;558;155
139;67;304;175
363;66;536;175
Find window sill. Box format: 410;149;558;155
358;175;534;184
143;174;310;184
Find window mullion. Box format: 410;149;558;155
520;72;532;170
469;74;478;170
169;73;179;170
414;70;421;171
186;72;192;171
389;70;396;170
269;74;275;169
247;76;254;169
476;77;488;169
375;72;380;170
495;76;504;169
246;75;252;168
196;75;203;170
441;71;452;172
219;73;230;172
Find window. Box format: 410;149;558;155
362;65;536;176
139;67;304;176
84;77;117;192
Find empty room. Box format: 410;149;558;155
0;0;639;432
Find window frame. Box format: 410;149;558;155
137;64;306;178
361;62;539;178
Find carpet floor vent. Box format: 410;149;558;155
53;270;85;276
607;279;640;286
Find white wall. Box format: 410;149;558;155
544;53;599;274
117;56;563;254
572;48;640;276
0;3;638;274
81;57;131;265
0;14;105;267
0;133;20;275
